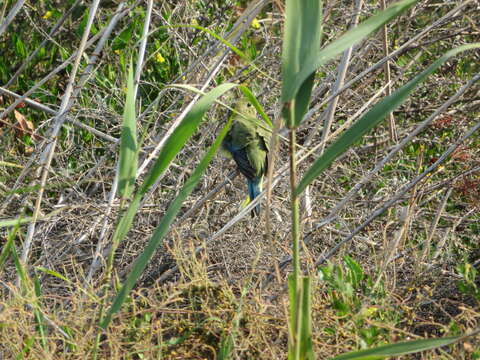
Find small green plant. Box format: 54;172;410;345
318;256;366;316
456;262;480;302
319;257;392;348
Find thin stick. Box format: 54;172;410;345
264;105;283;283
0;87;118;143
422;187;452;262
0;0;26;36
380;0;397;142
304;0;363;148
19;0;102;268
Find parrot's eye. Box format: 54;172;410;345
247;103;252;107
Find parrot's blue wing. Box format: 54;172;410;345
231;148;256;180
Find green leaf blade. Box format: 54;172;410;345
282;0;323;127
331;335;463;360
117;61;138;199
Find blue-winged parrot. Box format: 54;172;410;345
222;100;270;217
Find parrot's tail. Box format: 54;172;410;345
247;178;262;217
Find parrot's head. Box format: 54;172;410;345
221;99;256;159
234;98;256;120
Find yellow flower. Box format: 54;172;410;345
360;306;378;317
155;53;166;63
42;11;53;20
114;49;121;55
191;19;199;27
251;18;261;29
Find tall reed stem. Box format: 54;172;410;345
289;128;300;288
